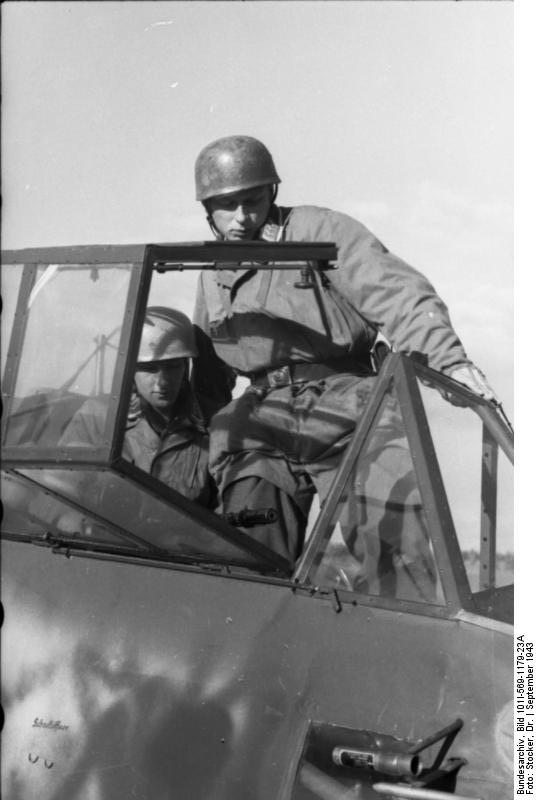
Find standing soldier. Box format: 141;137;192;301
193;135;497;574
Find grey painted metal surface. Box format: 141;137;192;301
1;540;512;800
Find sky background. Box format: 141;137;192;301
2;0;514;414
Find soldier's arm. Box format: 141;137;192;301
191;277;236;422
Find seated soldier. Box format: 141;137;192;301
61;306;215;508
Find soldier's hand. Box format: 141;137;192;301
445;363;498;404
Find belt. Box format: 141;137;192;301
248;358;373;389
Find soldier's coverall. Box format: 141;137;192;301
194;204;470;586
62;394;215;507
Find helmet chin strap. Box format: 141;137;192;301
203;185;279;241
205;212;223;240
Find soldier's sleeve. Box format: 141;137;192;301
191;276;236;423
324;209;470;372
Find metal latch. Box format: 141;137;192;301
222;507;278;528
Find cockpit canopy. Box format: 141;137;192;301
1;243;513;623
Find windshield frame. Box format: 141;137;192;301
293;353;513;621
1;246;150;466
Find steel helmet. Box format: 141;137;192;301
195;135;281;201
137;306;198;362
